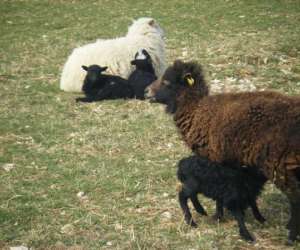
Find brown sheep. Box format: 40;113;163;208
145;60;300;244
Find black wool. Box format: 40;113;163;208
76;65;134;102
177;155;267;242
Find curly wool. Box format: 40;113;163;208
177;155;267;241
60;17;166;92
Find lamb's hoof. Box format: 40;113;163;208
287;239;294;246
241;233;255;243
198;210;208;216
189;221;198;228
287;232;299;245
257;216;266;224
212;214;224;222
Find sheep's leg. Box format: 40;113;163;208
213;199;224;221
190;194;207;216
250;199;266;224
178;190;197;227
76;97;95;103
231;210;254;242
287;196;300;245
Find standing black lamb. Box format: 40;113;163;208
177;155;267;242
76;65;134;102
128;49;157;99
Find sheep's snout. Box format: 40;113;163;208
144;78;161;100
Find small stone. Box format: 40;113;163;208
106;241;113;246
77;191;88;201
2;163;15;172
77;191;85;198
10;247;29;250
211;79;221;84
61;224;74;235
115;223;123;231
161;211;172;220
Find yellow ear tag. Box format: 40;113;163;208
187;76;194;86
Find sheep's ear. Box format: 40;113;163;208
131;60;137;65
183;73;195;87
148;19;155;26
82;65;88;71
101;66;108;72
142;49;151;59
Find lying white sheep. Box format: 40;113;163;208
60;17;166;92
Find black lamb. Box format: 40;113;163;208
76;65;134;102
128;49;157;99
177;155;267;242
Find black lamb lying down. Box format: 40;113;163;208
128;49;157;99
76;65;134;102
177;155;267;242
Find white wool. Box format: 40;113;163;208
60;17;166;92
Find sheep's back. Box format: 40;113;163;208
176;91;300;191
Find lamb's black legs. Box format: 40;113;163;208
287;196;300;245
232;210;254;242
190;194;207;216
249;199;266;224
178;190;197;227
213;200;224;221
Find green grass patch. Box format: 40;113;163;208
1;0;300;249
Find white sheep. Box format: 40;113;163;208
60;17;166;92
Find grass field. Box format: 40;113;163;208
1;0;300;249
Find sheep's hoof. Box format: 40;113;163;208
189;221;198;228
287;239;294;246
196;209;208;216
257;216;266;224
212;213;224;222
75;97;83;103
287;231;300;245
201;211;208;216
241;233;255;243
